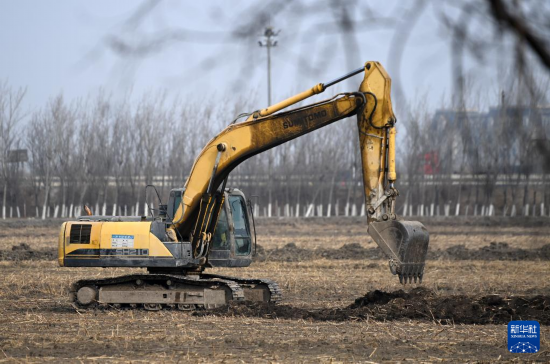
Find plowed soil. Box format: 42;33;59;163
198;287;549;325
0;217;549;362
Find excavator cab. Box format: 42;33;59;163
166;188;255;268
209;189;255;267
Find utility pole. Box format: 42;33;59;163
259;27;279;105
258;26;279;217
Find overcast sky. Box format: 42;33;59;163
1;1;508;117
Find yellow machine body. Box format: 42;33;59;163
58;221;171;267
58;189;255;270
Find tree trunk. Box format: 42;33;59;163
2;183;7;219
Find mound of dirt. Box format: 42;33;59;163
430;242;550;261
351;287;549;324
256;242;381;262
256;242;316;262
0;243;56;261
256;242;550;262
196;287;550;325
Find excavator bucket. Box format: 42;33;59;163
368;220;429;284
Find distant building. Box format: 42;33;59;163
430;109;483;174
428;106;550;174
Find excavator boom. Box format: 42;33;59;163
174;61;429;283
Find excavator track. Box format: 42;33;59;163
70;273;281;311
201;273;283;303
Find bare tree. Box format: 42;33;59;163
0;82;26;218
28;100;57;218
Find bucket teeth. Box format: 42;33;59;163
398;270;423;285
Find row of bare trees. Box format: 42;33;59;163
25;92;241;217
0;79;548;218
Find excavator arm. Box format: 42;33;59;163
172;61;429;283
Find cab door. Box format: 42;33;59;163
209;190;253;267
227;194;252;257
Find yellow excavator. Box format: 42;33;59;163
58;61;429;310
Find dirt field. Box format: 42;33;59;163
0;217;548;362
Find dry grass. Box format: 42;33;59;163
258;217;550;250
0;217;548;362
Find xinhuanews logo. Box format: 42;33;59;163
508;321;540;353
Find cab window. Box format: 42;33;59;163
167;190;182;221
229;195;251;256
